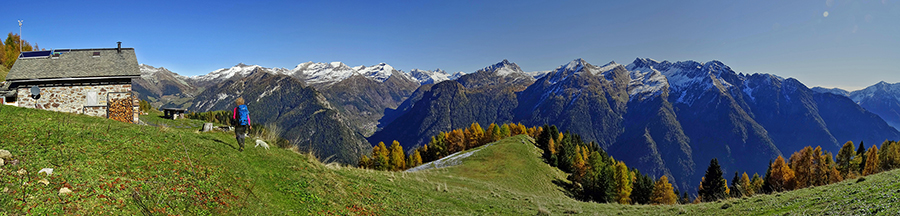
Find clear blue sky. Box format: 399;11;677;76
4;0;899;90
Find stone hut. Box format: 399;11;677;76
0;44;140;123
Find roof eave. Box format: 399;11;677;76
7;75;141;84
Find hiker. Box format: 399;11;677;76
233;97;252;151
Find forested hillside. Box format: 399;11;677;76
188;69;371;164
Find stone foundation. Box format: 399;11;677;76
16;83;139;123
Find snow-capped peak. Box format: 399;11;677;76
357;63;396;82
850;81;900;102
545;58;619;84
409;68;452;85
288;61;358;85
478;59;525;77
190;63;266;82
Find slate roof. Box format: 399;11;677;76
5;48;140;81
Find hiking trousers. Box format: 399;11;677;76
235;125;248;148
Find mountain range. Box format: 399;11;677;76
134;58;900;193
812;82;900;130
370;58;900;193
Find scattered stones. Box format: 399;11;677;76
2;187;7;193
0;149;11;159
201;123;215;132
58;187;72;195
38;168;53;176
0;158;4;166
16;169;27;175
38;179;50;185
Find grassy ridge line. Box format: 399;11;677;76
1;106;898;215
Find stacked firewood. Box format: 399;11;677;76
108;96;134;123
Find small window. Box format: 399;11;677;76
86;91;98;106
92;52;100;57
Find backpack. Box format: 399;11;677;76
237;104;250;126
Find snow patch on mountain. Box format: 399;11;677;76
257;85;281;102
526;70;551;79
356;63;395;82
287;62;358;85
626;58;742;105
409;68;452;85
628;68;668;101
477;59;532;82
742;79;756;101
190;63;270;82
850;81;900;103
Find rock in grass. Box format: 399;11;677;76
0;149;10;159
38;179;49;185
0;158;4;166
38;168;53;176
721;203;732;209
58;187;72;195
202;123;215;132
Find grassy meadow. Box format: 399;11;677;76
0;105;898;215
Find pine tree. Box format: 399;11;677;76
880;140;900;171
699;158;728;202
374;142;390;171
863;145;880;176
615;161;633;204
788;146;813;189
359;155;371;168
730;171;744;198
630;169;654;205
412;149;423;167
761;160;774;194
741;172;752;196
750;173;764;195
650;175;677;205
767;155;795;192
836;141;856;178
389;140;406;171
857;141;867;174
500;124;511;138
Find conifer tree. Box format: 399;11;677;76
389;140;406;171
857;141;867;174
359;155;371;168
879;140;900;171
767;155;795;192
730;172;744;198
412;149;423;167
650;175;677;205
614;161;633;204
374;142;390;171
500;124;511;138
750;173;764;195
836;141;856;178
741;172;753;196
630;169;654;205
699;158;727;202
863;145;880;175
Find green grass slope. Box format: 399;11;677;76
1;105;899;215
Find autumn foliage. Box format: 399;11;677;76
360;122;539;171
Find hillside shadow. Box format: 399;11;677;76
377;107;403;129
552;178;581;200
212;138;236;150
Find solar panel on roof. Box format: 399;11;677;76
19;51;52;58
